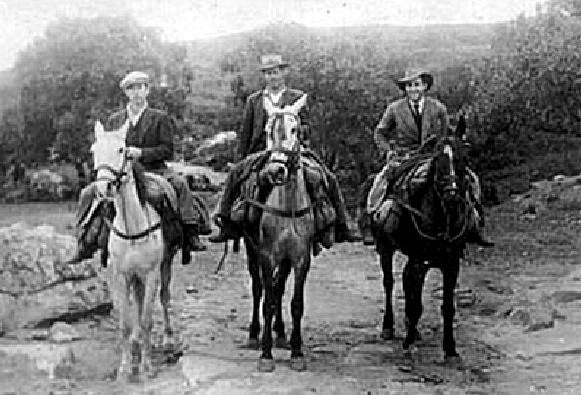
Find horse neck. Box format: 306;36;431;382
112;168;155;234
267;164;310;211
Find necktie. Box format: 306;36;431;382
413;102;420;116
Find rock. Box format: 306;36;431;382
0;343;76;379
0;223;110;331
49;322;82;343
181;354;254;386
554;174;566;183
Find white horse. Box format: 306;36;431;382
91;121;164;380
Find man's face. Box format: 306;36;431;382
405;77;427;102
262;66;287;90
123;83;150;106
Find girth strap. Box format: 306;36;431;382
103;217;161;240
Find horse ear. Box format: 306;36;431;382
455;114;466;139
94;120;104;138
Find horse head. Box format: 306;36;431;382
91;120;131;199
261;94;307;185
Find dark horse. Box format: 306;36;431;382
243;96;315;372
375;125;474;360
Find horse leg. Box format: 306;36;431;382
140;271;160;378
274;261;291;348
258;256;275;372
131;278;145;375
402;258;428;350
379;247;395;340
442;260;460;359
289;255;309;371
247;248;262;349
116;275;133;381
160;252;174;349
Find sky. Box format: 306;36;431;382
0;0;544;71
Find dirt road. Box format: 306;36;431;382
1;198;580;394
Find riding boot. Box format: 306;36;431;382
359;213;375;246
208;215;238;243
182;224;207;265
466;206;494;247
69;202;112;265
209;174;240;243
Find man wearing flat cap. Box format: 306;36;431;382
209;54;361;244
360;68;493;246
71;71;210;266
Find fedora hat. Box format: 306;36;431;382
120;71;150;89
258;54;290;71
396;68;433;91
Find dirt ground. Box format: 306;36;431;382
1;197;581;394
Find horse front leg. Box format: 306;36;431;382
115;275;133;382
273;262;291;348
258;254;275;372
402;258;428;350
160;251;174;349
247;247;262;349
379;246;395;340
442;259;460;360
140;271;160;378
289;255;309;371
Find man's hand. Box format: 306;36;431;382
125;146;142;160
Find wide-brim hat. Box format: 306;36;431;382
396;68;433;91
259;54;290;71
120;71;150;89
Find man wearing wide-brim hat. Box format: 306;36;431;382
360;67;493;247
209;54;361;245
71;71;211;266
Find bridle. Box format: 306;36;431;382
94;150;160;241
403;141;472;243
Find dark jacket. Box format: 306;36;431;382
238;88;310;159
374;96;449;154
106;107;175;171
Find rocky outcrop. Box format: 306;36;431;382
0;223;111;332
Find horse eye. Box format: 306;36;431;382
118;148;124;154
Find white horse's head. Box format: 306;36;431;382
91;120;130;197
264;93;307;152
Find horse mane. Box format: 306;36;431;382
132;161;148;207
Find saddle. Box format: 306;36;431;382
230;150;335;241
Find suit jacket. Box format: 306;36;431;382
106;107;175;171
374;96;449;153
237;88;310;159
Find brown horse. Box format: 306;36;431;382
91;121;180;380
244;96;316;372
375;126;474;361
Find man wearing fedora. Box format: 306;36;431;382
71;71;210;266
360;68;493;246
209;54;361;243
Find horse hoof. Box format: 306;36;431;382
258;357;275;372
380;328;394;340
290;356;307;371
275;336;288;349
248;338;260;349
444;353;462;364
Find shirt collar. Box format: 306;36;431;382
264;86;286;106
409;97;425;113
126;102;148;126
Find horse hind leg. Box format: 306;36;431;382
289;255;309;371
379;247;395;340
247;248;262;349
273;261;292;349
402;258;428;351
442;260;460;360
